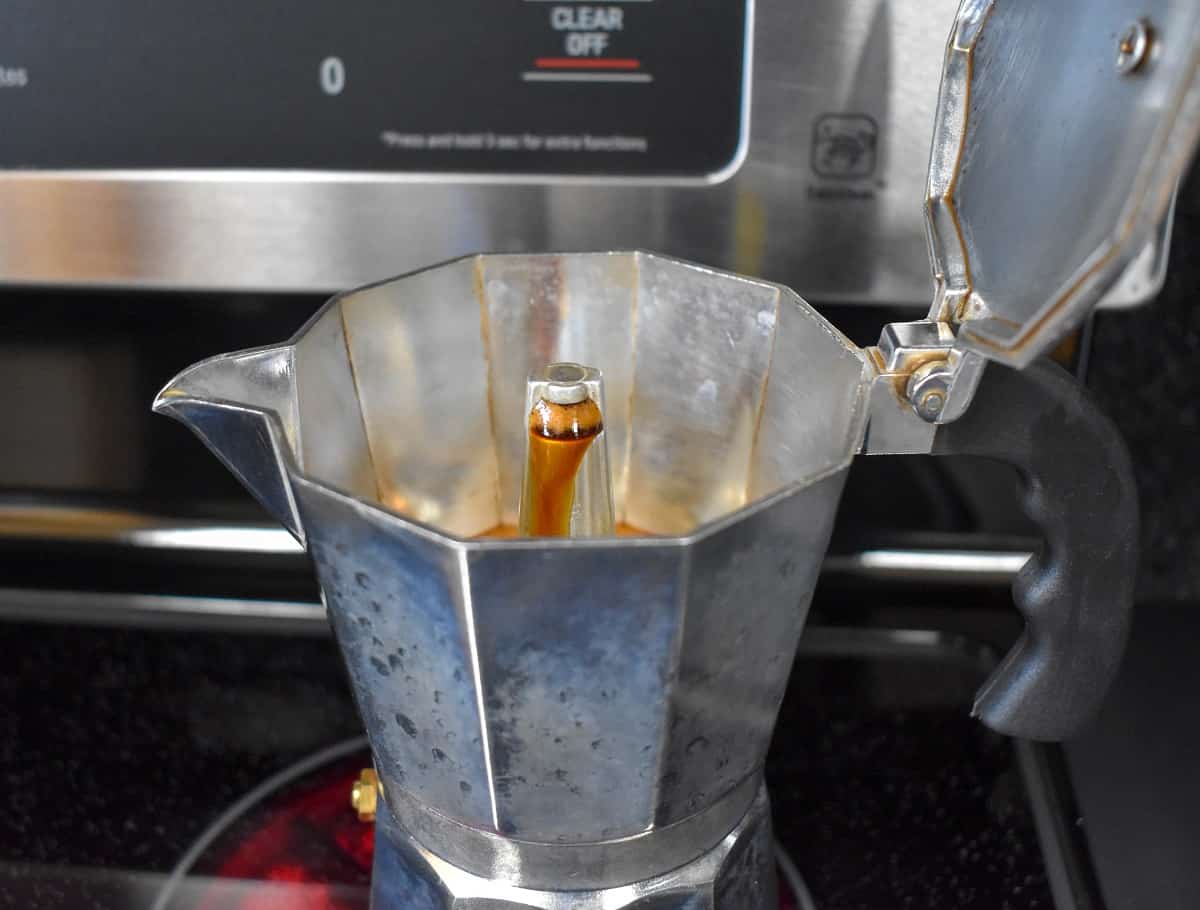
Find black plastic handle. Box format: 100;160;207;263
931;358;1138;742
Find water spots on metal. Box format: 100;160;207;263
495;775;528;799
485;661;531;798
355;571;372;589
396;713;418;737
371;657;391;677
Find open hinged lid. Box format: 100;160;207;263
926;0;1200;367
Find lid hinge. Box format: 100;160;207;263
860;319;987;455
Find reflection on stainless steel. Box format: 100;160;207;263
371;787;776;910
0;588;325;632
386;772;763;892
122;526;302;553
0;503;305;553
795;626;1000;677
823;548;1032;584
154;252;868;904
926;0;1200;365
0;504;1033;587
0;548;1035;632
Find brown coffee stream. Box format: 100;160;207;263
477;522;647;539
518;397;602;537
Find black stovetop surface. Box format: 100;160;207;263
0;618;1066;910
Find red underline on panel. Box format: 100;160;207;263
534;57;642;70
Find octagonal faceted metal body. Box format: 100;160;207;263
154;252;870;870
370;787;777;910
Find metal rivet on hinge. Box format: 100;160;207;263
1117;19;1154;75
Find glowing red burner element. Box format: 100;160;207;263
186;751;795;910
189;756;372;909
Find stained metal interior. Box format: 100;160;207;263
161;252;870;539
291;252;870;538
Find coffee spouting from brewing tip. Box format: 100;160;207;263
517;362;616;538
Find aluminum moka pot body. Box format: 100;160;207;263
155;252;871;906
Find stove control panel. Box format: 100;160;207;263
0;0;748;178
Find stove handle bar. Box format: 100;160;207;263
931;358;1138;741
